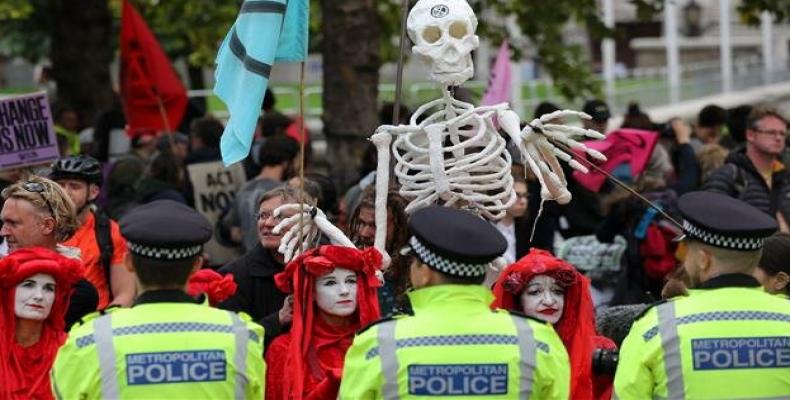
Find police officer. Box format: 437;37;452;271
339;206;570;399
614;191;790;399
52;200;265;399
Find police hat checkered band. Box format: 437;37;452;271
409;236;488;277
127;242;203;260
683;220;764;250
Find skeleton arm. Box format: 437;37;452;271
498;109;607;204
272;204;356;262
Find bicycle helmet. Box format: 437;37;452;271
49;155;103;185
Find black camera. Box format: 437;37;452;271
592;348;619;376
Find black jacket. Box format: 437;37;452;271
218;243;287;347
703;147;790;221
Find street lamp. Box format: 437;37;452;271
684;0;703;37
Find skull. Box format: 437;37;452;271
407;0;479;86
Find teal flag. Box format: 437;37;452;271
214;0;309;165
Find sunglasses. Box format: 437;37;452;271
22;181;55;217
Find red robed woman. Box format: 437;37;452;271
492;248;617;400
266;245;383;400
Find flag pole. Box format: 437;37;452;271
153;87;175;149
392;0;410;124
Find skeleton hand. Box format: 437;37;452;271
499;109;607;204
273;204;355;262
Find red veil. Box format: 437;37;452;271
270;245;383;400
0;247;84;400
492;248;613;400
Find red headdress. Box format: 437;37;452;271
272;245;382;400
186;269;237;307
491;248;598;400
0;247;85;400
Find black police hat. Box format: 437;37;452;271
407;206;506;277
678;191;778;251
120;200;212;260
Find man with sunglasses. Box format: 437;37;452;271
50;155;136;308
704;106;790;227
0;176;99;329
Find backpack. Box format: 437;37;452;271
93;211;115;302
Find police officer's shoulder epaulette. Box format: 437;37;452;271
356;313;408;336
502;309;550;325
70;305;123;329
633;299;669;322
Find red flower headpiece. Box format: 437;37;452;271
187;269;238;307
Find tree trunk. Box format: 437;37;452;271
321;0;381;190
47;0;114;125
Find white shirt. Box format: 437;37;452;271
493;220;517;265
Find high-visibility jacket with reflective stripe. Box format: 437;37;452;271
614;283;790;399
52;302;265;399
339;284;570;399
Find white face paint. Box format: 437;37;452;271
14;273;56;321
314;267;358;317
519;275;565;324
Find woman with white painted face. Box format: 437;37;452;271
0;247;84;399
266;245;383;400
492;248;617;400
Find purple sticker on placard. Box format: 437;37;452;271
0;92;59;169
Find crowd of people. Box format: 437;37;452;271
0;89;788;399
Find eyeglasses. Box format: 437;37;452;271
256;210;283;222
755;128;788;138
22;181;55;217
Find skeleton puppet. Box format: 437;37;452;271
370;0;607;257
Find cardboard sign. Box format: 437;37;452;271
187;161;247;265
0;92;59;169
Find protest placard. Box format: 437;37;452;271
0;92;59;169
187;161;247;265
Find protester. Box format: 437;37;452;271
52;200;265;398
614;191;790;399
492;248;617;399
266;245;382;399
156;132;189;161
582;99;611;134
0;176;98;329
133;151;187;204
53;106;82;156
50;155;136;308
225;135;300;251
220;186;314;346
620;102;654;131
0;248;83;400
186;116;224;165
755;233;790;297
697;143;729;183
492;175;529;265
704;106;790;222
690;104;728;152
340;206;571;398
105;132;158;218
347;186;410;315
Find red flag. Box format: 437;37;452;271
120;0;187;137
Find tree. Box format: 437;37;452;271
47;0;115;123
320;0;382;186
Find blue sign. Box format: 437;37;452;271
692;337;790;370
126;350;227;385
408;364;508;396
